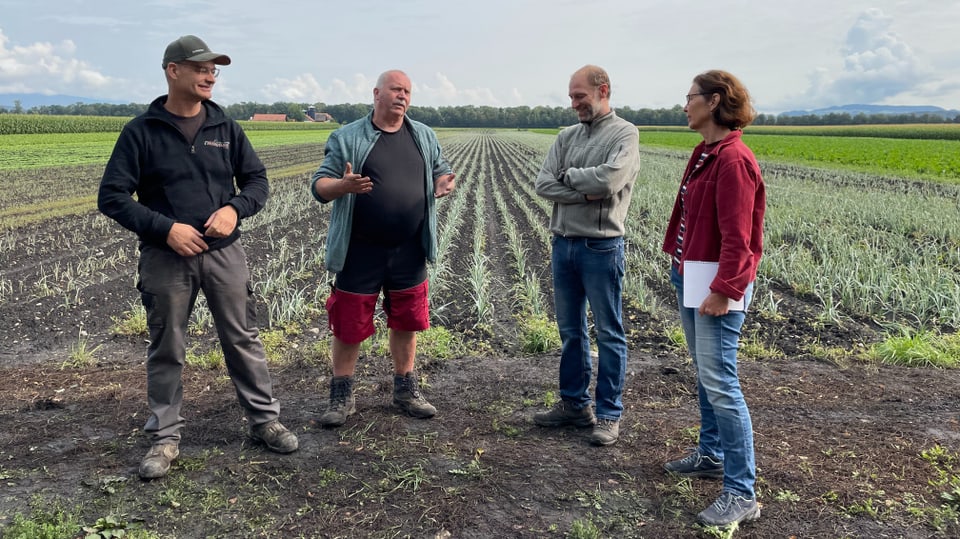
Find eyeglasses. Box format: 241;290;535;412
685;92;712;104
175;62;220;78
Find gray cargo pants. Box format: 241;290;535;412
137;241;280;442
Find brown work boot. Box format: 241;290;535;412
590;418;620;446
318;375;356;427
533;401;596;428
139;441;179;480
250;419;299;453
393;372;436;418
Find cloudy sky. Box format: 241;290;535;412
1;0;958;113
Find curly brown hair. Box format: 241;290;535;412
693;70;756;130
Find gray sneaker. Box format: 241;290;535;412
393;372;436;418
663;447;724;479
590;419;620;445
139;442;179;480
697;491;760;527
318;375;356;427
250;419;299;453
533;401;596;428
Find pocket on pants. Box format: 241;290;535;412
585;237;620;253
245;282;260;328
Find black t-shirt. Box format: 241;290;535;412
352;121;426;246
170;107;206;144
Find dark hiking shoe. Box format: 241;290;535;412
139;442;179;480
250;420;299;453
590;419;620;446
697;491;760;527
393;372;436;418
663;447;724;479
533;401;596;428
319;375;356;427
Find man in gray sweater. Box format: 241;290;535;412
533;65;641;446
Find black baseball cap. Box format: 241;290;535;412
162;35;231;68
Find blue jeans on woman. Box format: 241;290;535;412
671;264;756;498
552;235;627;421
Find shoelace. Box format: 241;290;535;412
399;376;422;398
710;492;734;513
677;449;703;466
330;383;350;406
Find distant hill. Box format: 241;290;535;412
0;93;129;110
779;104;960;118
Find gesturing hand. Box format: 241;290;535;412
434;173;456;198
341;162;372;195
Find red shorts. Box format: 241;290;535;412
325;280;430;344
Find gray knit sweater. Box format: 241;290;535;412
534;111;640;238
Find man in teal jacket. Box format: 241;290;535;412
310;70;456;427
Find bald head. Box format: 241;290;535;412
569;65;612;123
376;70;410;91
372;70;412;129
571;65;611;97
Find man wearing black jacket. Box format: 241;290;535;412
98;35;298;480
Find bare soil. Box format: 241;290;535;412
4;281;960;539
1;140;960;538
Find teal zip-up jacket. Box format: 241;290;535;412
310;112;452;273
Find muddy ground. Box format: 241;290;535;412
3;296;960;538
2;136;960;538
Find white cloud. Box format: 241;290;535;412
416;73;459;104
785;8;930;110
0;29;118;94
259;73;373;104
416;73;503;107
258;71;511;107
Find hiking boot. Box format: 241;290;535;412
697;491;760;527
139;442;179;480
533;401;596;428
393;372;436;418
663;447;724;479
250;419;299;453
318;375;356;427
590;419;620;446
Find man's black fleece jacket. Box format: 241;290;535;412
98;95;269;252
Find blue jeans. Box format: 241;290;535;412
671;265;756;498
552;236;627;421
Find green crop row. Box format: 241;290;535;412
0;114;131;135
0;113;340;136
639;123;960;140
238;121;339;131
0;130;330;170
639;131;960;182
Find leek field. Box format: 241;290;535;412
1;116;958;538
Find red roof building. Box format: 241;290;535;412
249;113;288;122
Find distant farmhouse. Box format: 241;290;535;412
249;113;288;122
304;105;334;122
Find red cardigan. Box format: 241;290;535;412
661;130;765;301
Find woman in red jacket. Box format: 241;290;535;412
661;70;766;528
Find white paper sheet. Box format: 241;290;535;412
682;260;745;311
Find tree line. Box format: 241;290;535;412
6;100;960;127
